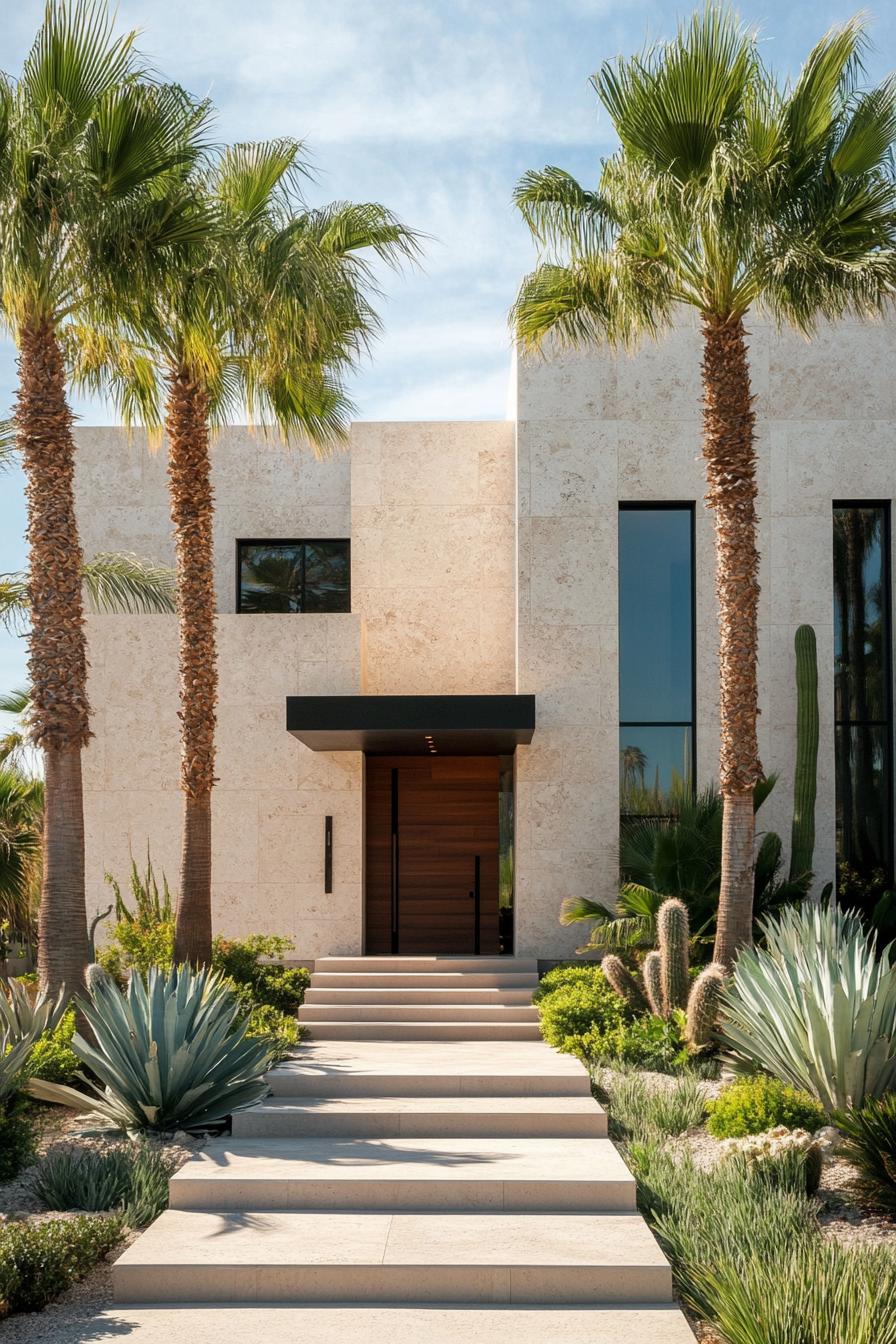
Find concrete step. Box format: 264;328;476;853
298;1004;540;1023
232;1095;607;1139
304;987;536;1005
89;1305;699;1343
114;1210;671;1305
303;1021;543;1041
168;1137;635;1212
312;972;538;989
314;958;539;975
265;1040;590;1098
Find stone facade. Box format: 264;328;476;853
77;315;896;958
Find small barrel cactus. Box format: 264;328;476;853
685;961;726;1050
601;955;647;1013
658;898;690;1014
642;950;664;1017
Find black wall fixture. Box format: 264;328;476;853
324;815;333;894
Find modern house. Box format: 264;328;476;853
75;313;896;961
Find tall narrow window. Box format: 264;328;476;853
833;503;892;879
237;540;350;613
619;505;695;817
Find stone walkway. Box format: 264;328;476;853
95;959;695;1341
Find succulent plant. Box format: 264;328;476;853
657;898;690;1013
686;962;727;1051
601;954;647;1012
0;977;66;1044
718;902;896;1110
27;962;273;1130
642;950;664;1016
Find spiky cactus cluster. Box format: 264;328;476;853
602;897;727;1052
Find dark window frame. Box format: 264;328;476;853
618;501;698;807
832;499;893;877
235;538;351;614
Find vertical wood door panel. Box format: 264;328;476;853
364;756;500;954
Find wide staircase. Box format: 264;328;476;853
103;956;695;1342
297;954;543;1039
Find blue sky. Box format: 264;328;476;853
1;0;894;697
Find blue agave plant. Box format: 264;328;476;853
28;963;273;1130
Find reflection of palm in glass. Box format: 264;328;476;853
239;542;350;613
833;508;889;874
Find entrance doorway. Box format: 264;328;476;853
365;756;504;954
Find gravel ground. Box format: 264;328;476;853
0;1105;205;1341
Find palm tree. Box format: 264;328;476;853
513;8;896;965
0;1;207;995
76;137;420;964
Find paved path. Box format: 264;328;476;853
97;958;695;1341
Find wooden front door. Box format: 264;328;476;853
365;756;500;954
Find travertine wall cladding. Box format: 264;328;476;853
74;426;351;612
515;314;896;958
82;614;363;953
350;421;516;694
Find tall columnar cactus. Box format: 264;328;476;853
602;954;647;1013
685;962;727;1050
642;951;664;1017
658;898;690;1013
789;624;819;883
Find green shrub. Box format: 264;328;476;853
212;935;309;1013
31;1142;174;1227
836;1093;896;1213
536;970;627;1055
707;1076;827;1139
0;1100;35;1182
96;855;176;983
28;964;272;1131
26;1009;79;1085
244;1003;302;1062
600;1071;707;1141
0;1215;122;1316
532;962;607;1003
584;1010;690;1073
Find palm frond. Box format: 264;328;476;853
513;167;616;255
0;419;16;472
0;575;29;634
19;1;139;132
81;553;176;614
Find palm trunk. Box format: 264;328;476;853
702;315;762;969
15;321;90;998
166;367;217;966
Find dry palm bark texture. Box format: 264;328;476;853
166;369;217;965
16;321;91;993
701;314;762;964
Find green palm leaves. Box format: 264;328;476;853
513;9;896;338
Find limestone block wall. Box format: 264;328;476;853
74;426;351;612
514;315;896;959
350;421;516;694
83;614;364;955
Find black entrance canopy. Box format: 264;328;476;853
286;694;535;755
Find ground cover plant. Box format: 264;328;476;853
707;1075;827;1139
835;1093;896;1213
31;1142;175;1227
0;1215;122;1318
603;1068;896;1343
26;1006;79;1084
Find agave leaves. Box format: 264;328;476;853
0;977;66;1103
28;963;273;1130
718;903;896;1109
